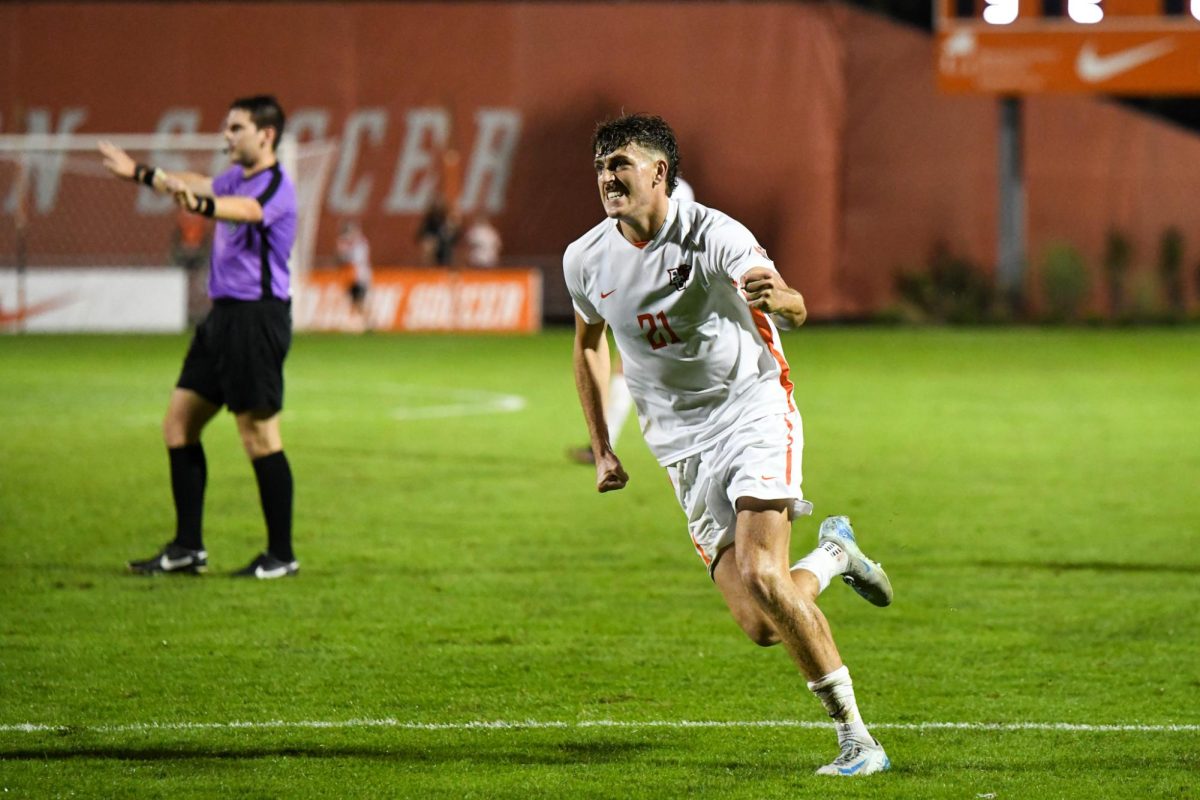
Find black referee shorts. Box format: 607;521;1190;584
177;298;292;414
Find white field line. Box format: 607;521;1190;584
117;387;527;426
390;392;526;421
2;719;1197;735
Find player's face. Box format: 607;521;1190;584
594;144;666;220
223;108;271;167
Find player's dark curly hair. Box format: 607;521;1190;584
230;95;286;152
592;114;681;196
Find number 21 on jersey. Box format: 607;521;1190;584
637;312;681;350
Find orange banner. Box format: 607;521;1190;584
935;0;1200;94
938;28;1200;93
296;267;541;333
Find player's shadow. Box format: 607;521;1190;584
0;739;656;765
974;559;1200;575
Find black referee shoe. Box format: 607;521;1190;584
231;552;299;580
128;543;208;575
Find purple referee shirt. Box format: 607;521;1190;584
208;163;297;301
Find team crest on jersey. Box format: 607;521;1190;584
668;264;692;292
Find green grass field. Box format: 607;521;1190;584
1;327;1198;798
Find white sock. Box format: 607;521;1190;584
807;665;872;745
606;374;634;448
790;541;848;594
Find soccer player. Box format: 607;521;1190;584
564;114;893;776
569;177;694;466
99;94;300;579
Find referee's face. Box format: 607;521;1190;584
223;108;272;168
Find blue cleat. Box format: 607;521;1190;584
818;516;893;607
816;737;891;777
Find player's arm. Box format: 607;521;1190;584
97;141;215;197
742;267;807;327
573;313;628;493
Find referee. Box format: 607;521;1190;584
100;95;300;579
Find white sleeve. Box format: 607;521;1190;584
710;217;775;285
563;244;602;324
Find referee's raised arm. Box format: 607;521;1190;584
98;139;215;197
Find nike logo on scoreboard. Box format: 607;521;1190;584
1075;39;1175;84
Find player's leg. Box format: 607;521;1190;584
606;355;634;450
712;544;782;646
714;541;862;647
349;283;368;332
728;498;842;677
732;499;889;776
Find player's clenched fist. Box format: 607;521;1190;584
742;267;807;326
595;451;629;493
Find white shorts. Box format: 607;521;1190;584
665;411;813;576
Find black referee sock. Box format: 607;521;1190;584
252;450;294;562
168;444;206;551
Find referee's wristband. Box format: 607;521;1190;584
134;163;159;188
194;196;216;218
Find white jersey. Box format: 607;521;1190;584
564;199;796;466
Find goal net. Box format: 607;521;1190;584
0;134;338;327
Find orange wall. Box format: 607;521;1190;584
4;2;1200;317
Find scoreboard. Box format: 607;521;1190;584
936;0;1200;92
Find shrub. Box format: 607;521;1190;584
1103;229;1131;318
1158;227;1185;318
894;244;995;324
1040;242;1091;322
1128;271;1165;322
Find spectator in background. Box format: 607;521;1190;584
336;220;373;332
418;196;460;266
171;207;212;324
463;214;502;268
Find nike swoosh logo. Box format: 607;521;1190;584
255;564;290;579
1076;39;1174;84
600;289;616;299
161;554;196;570
760;475;776;481
0;293;77;325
